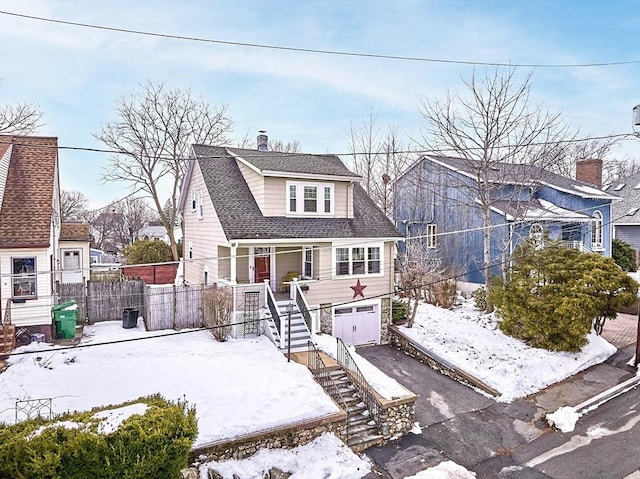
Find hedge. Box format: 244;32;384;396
0;394;197;479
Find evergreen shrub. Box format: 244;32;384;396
0;394;197;479
492;239;638;352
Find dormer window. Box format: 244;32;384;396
287;181;334;215
304;186;317;212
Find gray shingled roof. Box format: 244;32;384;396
427;155;617;200
193;145;400;240
608;172;640;224
225;147;360;178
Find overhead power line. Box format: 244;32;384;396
1;10;639;69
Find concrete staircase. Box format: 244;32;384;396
325;367;384;450
266;301;312;353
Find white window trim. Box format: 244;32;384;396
332;243;384;279
12;256;37;300
426;224;437;249
302;246;313;279
191;190;197;212
286;181;334;216
591;211;604;250
197;191;203;220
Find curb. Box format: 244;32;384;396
574;374;640;416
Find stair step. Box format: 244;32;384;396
347;434;384;450
348;422;379;435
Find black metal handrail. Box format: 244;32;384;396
294;282;313;334
308;341;349;439
335;337;381;429
266;287;281;336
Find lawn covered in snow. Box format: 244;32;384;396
0;321;339;446
398;299;617;402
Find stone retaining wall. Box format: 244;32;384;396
388;325;499;397
189;412;347;463
377;396;416;441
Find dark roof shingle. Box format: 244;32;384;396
60;223;92;242
193;145;400;240
0;136;58;248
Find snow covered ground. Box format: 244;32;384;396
0;322;339;446
0;296;621;479
399;299;617;402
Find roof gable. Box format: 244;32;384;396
225;147;360;180
0;135;58;248
192;145;400;240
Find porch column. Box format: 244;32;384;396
230;243;238;282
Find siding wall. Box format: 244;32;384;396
615;225;640;250
261;176;351;218
59;241;90;284
237;161;264;212
0;247;56;326
183;162;227;286
394;159;615;284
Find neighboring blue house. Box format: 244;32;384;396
393;156;617;284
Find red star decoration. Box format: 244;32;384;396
350;279;367;299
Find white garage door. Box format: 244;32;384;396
334;305;379;346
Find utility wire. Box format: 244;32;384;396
1;133;636;161
1;10;639;69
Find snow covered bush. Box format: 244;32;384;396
492;239;638;352
0;394;197;479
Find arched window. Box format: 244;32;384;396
529;223;543;241
591;211;603;249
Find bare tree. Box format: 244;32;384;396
419;68;574;308
95;81;232;260
603;156;640;183
398;240;442;327
235;131;302;152
90;207;125;253
0;101;43;135
60;190;90;223
113;196;156;245
544;137;616;178
347;111;411;217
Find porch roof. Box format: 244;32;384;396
193;145;401;241
491;198;591;223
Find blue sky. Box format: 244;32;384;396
1;0;639;209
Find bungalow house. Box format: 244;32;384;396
393;156;617;284
178;135;401;349
607;171;640;259
59;223;92;284
0;135;62;343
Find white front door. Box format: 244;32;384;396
61;249;83;283
334;304;379;346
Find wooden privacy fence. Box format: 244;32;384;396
59;280;146;324
146;285;204;331
59;281;205;330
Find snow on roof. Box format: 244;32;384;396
523;198;591;222
572;184;613;197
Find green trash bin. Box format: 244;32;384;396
52;301;78;339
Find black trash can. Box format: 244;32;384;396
122;308;139;329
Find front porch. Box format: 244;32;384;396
218;277;317;353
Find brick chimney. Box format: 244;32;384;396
257;130;268;151
576;158;602;188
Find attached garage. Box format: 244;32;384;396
334;303;380;346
